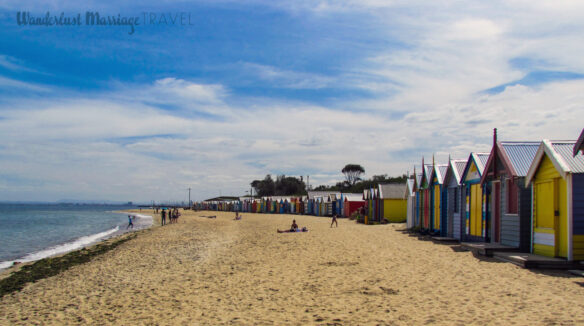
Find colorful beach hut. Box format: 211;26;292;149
342;193;365;217
460;152;490;242
442;158;467;240
377;183;408;223
480;130;539;251
419;163;434;230
413;170;423;228
525;140;584;260
429;163;449;235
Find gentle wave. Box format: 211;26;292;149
0;226;119;271
0;213;153;271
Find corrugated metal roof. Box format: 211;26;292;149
406;179;415;195
423;164;433;182
307;191;341;199
379;183;407;199
501;141;540;176
552;141;584;173
430;164;448;184
343;193;364;201
454;160;467;180
475;153;490;172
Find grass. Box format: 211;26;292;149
0;233;136;297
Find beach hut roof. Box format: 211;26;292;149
362;189;369;200
413;172;422;191
307;191;341;199
203;196;239;202
378;183;407;199
420;163;434;188
442;159;467;186
575;129;584;156
480;140;540;184
460;152;490;182
405;178;415;198
526;140;584;185
430;164;448;185
343;193;363;201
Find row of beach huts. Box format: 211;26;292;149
195;129;584;262
404;129;584;262
193;184;408;224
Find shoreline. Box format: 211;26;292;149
0;210;153;274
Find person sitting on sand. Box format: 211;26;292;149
290;219;298;232
277;226;308;233
234;212;242;220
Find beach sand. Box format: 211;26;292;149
1;210;583;325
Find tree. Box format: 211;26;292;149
342;164;365;186
251;174;307;197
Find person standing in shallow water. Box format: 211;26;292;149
127;215;134;229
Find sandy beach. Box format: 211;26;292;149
1;209;583;325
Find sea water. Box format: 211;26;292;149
0;203;152;270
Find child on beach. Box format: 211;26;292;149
331;214;338;228
234;212;242;220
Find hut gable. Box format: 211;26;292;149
443;159;467;186
378;183;407;199
461;152;490;183
430;164;448;186
526;140;584;185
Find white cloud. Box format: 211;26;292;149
2;0;584;201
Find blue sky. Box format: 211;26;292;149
0;1;583;202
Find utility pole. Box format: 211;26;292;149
188;187;191;206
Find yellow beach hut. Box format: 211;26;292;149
378;183;408;223
460;152;490;242
429;163;448;235
525;140;584;260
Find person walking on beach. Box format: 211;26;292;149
127;215;134;229
331;214;338;228
161;209;166;226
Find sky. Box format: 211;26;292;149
0;1;583;203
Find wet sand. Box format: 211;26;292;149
1;209;583;325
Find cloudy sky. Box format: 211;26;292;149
0;1;583;203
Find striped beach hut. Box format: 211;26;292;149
377;183;408;223
419;162;434;230
362;189;371;224
413;170;423;228
525;140;584;260
429;162;449;235
460;152;490;242
442;158;467;240
480;130;539;251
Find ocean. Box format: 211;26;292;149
0;203;152;270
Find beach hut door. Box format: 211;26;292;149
534;180;558;257
493;182;501;243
